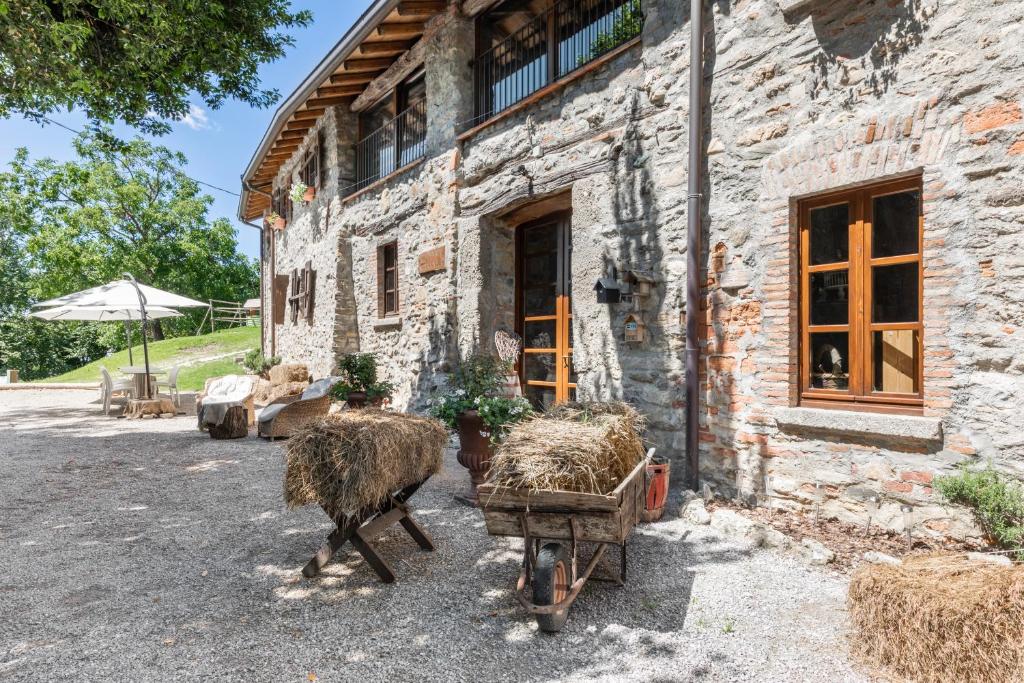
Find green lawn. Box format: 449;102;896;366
41;326;260;385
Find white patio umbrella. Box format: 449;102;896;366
33;275;209;399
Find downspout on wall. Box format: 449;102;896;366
685;0;705;491
243;181;273;356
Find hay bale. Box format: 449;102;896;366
284;410;448;519
488;401;645;495
269;363;309;385
848;554;1024;683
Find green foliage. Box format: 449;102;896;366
475;395;533;444
242;349;280;376
0;128;258;348
0;0;311;134
330;353;395;402
431;354;518;435
289;181;308;204
0;316;107;380
936;465;1024;557
584;0;643;63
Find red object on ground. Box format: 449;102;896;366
642;460;671;522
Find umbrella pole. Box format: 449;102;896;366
124;320;134;365
124;273;151;400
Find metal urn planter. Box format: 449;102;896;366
456;410;494;506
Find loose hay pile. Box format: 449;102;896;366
284;410;447;518
848;554;1024;683
488;402;645;495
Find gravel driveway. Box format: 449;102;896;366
0;390;868;682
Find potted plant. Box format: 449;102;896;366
432;354;533;505
329;353;394;409
290;181;314;204
243;349;281;380
266;212;286;230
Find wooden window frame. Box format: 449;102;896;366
798;176;924;415
377;241;399;318
300;139;320;191
288;261;316;325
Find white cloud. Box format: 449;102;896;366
179;104;211;131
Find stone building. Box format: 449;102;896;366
238;0;1024;537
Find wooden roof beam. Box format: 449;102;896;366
316;85;365;98
397;1;446;15
343;57;397;72
292;108;326;121
307;95;356;108
286;119;316;131
358;39;416;55
330;72;378;85
377;21;425;36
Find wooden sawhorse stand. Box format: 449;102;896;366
301;480;434;583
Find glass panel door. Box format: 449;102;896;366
518;212;574;409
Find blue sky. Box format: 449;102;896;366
0;0;374;262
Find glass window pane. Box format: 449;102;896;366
809;332;849;390
523;286;556;317
524;320;556;349
809;204;849;265
809;270;849;325
523;226;557;255
524;383;556;411
873;263;919;323
524;252;557;286
872;191;920;258
385;292;396;314
873;330;919;394
524;354;556;383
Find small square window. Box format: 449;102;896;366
377;242;399;318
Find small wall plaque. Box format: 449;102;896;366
418;246;446;275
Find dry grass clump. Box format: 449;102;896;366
284;410;447;518
848;554;1024;683
488;401;645;495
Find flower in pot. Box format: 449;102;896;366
431;354;533;505
329;353;394;409
266;212;286;230
290;181;314;204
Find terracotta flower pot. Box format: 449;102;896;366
303;186;316;202
273;217;286;230
642;459;671;523
455;410;494;506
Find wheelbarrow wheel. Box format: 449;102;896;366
533;542;572;633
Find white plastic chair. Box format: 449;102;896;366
99;366;134;415
156;365;181;407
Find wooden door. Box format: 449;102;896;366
517;212;575;410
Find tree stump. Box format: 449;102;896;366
124;397;177;419
208;405;249;439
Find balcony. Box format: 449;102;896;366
472;0;643;126
347;97;427;197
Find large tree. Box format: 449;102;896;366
0;0;311;133
0;129;259;339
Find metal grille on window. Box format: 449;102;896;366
473;0;643;125
350;98;427;196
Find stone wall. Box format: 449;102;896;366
257;0;1024;538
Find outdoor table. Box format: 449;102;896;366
119;366;166;398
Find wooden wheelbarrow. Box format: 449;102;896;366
301;478;434;583
478;449;653;632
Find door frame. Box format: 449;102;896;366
515;210;574;405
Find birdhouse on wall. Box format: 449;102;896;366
627;270;657;298
624;313;646;344
594;276;621;304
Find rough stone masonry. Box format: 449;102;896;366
253;0;1024;539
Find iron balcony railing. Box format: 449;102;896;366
348;97;427;196
473;0;643;125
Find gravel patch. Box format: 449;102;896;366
0;391;869;682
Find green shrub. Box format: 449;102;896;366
430;354;522;440
935;465;1024;557
242;349;280;376
583;0;643;63
330;353;394;402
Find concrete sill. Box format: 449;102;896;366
773;406;943;444
372;316;402;330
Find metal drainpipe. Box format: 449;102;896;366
685;0;705;491
243;180;273;356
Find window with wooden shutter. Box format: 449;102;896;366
273;274;289;325
287;261;316;325
799;177;923;413
301;142;319;190
318;128;329;188
377;241;399;318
